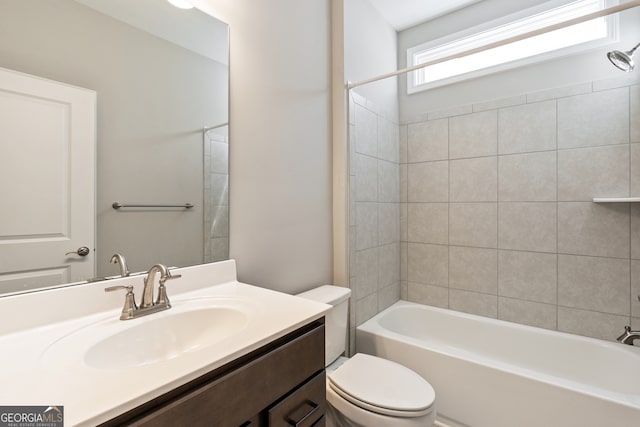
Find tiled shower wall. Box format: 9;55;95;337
204;128;229;263
399;74;640;342
349;92;401;345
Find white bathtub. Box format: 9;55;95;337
356;301;640;427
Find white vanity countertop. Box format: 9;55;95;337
0;260;330;426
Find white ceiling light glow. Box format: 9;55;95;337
167;0;194;10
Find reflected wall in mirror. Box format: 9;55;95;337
0;0;229;296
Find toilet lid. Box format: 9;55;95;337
327;353;435;417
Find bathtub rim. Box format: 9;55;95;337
356;300;640;410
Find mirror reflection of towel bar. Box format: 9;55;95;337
112;202;193;210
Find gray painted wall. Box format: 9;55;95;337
197;0;333;294
344;0;398;117
0;0;228;276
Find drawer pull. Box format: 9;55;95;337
287;400;319;427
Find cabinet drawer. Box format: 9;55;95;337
268;371;326;427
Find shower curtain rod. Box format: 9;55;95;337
347;0;640;89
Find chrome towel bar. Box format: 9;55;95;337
112;202;193;210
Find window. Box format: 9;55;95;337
407;0;619;93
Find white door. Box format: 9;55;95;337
0;67;96;294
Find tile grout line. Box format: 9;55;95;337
447;116;451;310
555;99;560;331
496;107;500;320
629;85;633;324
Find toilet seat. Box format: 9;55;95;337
327;353;435;418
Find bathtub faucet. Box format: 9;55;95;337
617;326;640;345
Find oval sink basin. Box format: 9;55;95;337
85;307;248;369
41;299;252;370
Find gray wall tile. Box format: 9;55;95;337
632;260;640;317
558;88;629;149
378;117;399;162
498;298;557;330
355;293;378;326
449;246;498;294
378;203;400;245
558;254;630;315
400;164;408;202
498;250;557;304
558;307;629;341
449;110;497;159
498;100;556;154
349;125;356;175
499;151;556;201
400;202;408;242
350;178;356;225
450;157;498;202
378;243;400;288
352;83;639;343
632;86;640;143
592;75;640;92
408;161;449;202
408;282;448;308
407;203;448;244
355;202;377;250
399;124;408;163
378;282;400;311
473;95;526;113
449;289;498;318
407;243;448;286
349;226;356;275
558;202;629;258
499;203;557;253
378;160;400;202
428;104;472;120
355;154;377;201
352;248;378;299
400;242;407;281
450;203;498;248
526;82;591;103
632;205;640;259
631;144;640;197
558;145;629;201
408;119;448;162
354;104;377;156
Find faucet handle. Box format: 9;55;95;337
160;273;182;284
105;285;138;320
105;285;133;292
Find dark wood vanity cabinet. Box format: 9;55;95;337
102;319;326;427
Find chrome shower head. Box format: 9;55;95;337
607;42;640;72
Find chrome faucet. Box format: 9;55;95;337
617;326;640;345
141;264;177;308
105;263;181;320
110;253;130;277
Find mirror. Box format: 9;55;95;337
0;0;229;295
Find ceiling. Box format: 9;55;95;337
367;0;484;31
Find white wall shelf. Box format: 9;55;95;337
592;197;640;203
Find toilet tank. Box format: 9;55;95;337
296;285;351;366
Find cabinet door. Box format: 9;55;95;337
122;324;325;427
268;371;326;427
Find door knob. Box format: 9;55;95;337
66;246;90;257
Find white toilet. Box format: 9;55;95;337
297;285;436;427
